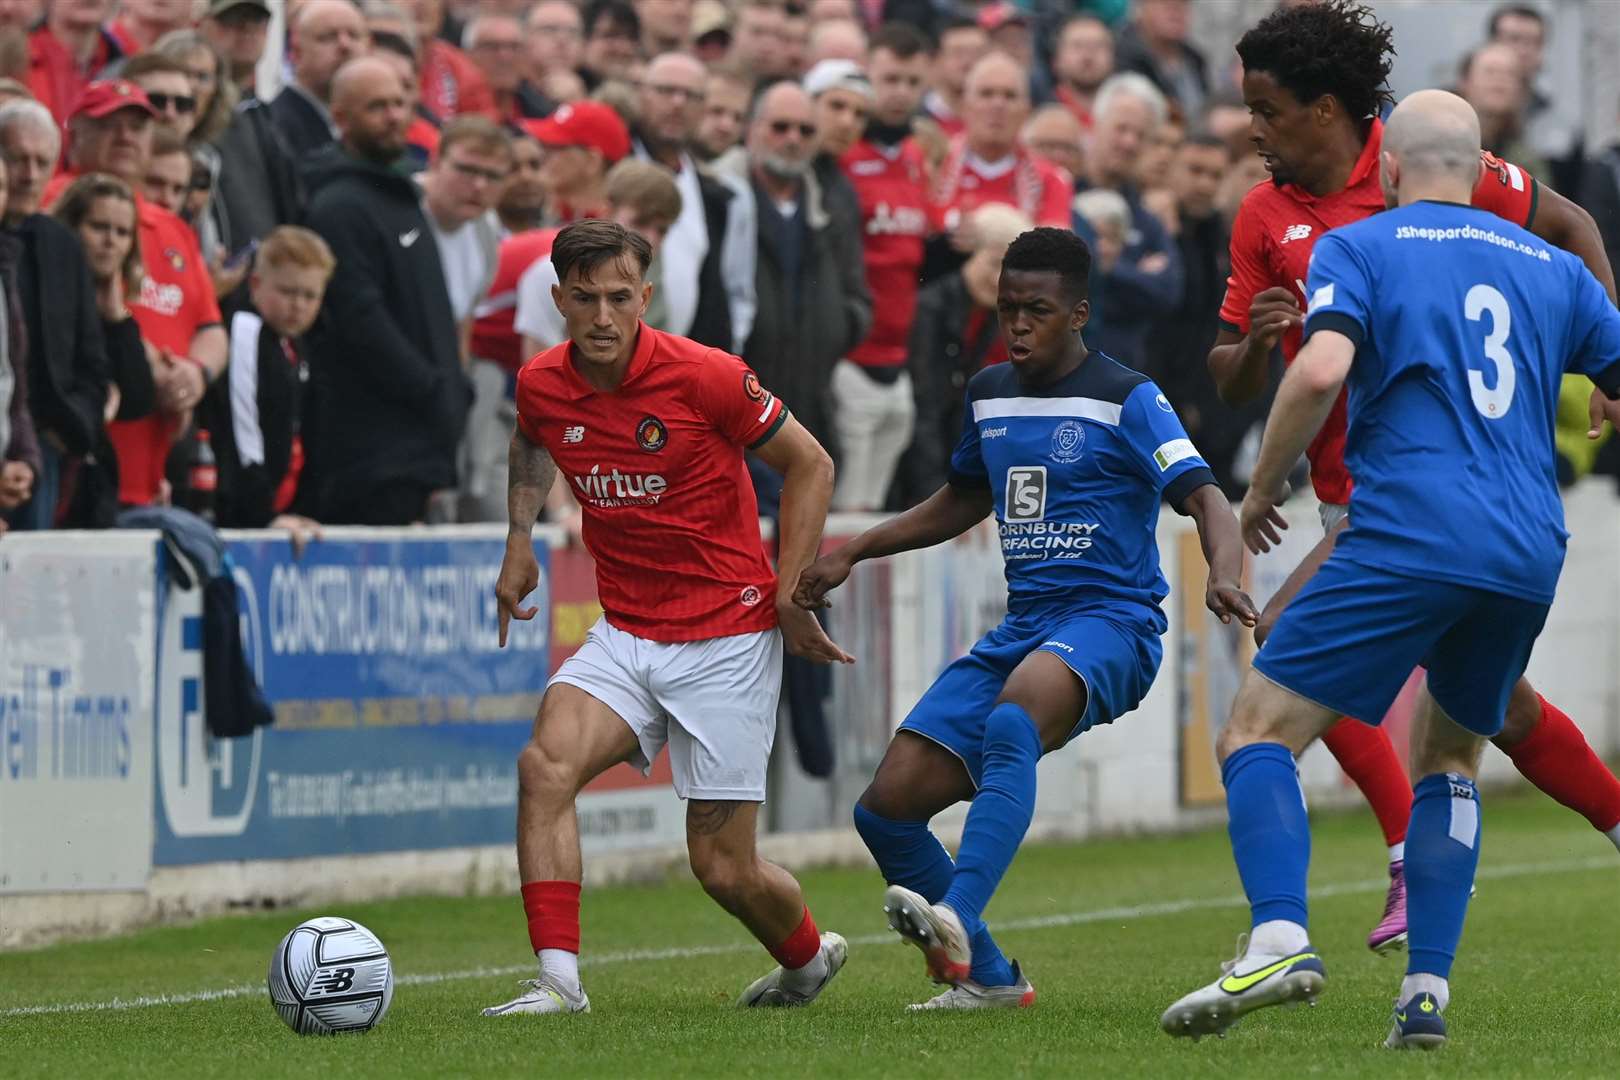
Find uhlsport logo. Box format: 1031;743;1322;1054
1050;420;1085;464
156;563;263;839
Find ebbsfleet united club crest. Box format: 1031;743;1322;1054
1051;419;1085;463
636;415;668;452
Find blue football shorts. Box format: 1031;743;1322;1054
1254;554;1550;737
897;611;1162;787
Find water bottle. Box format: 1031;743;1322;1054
179;428;217;522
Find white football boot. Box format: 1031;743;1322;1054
1160;934;1325;1039
482;976;591;1017
736;931;849;1007
883;884;972;984
909;962;1036;1010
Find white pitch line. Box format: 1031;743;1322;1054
3;853;1609;1020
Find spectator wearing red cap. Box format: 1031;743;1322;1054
49;80;226;510
531;99;630;226
27;0;125;128
462;10;553;125
401;0;496;119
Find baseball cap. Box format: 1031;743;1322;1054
72;81;158;121
692;0;733;44
207;0;272;17
803;59;873;101
977;3;1030;32
523;102;632;163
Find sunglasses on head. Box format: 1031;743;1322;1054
769;120;815;138
147;92;197;114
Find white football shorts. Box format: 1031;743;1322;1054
1318;501;1349;536
549;617;783;802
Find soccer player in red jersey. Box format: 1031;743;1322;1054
1210;0;1620;955
485;220;853;1017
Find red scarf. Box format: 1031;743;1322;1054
933;135;1049;224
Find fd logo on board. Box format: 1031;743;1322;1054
636;416;667;452
1050;420;1085;463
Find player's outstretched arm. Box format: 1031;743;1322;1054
1180;483;1258;628
1207;287;1302;405
793;483;994;611
1240;329;1355;555
752;414;855;664
1531;188;1617;302
495;429;557;648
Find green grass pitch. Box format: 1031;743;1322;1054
3;789;1617;1078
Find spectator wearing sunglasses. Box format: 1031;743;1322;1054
121;52;200;142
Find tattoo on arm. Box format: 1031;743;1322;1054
508;431;557;533
687;800;741;836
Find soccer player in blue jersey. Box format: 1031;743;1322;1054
794;227;1258;1009
1161;91;1620;1048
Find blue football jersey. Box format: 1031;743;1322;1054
948;352;1216;628
1304;200;1620;603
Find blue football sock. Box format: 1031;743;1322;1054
1405;773;1481;980
1222;742;1311;930
851;802;955;901
941;702;1040;986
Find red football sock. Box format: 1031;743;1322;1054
769;907;821;970
1502;695;1620;832
521;880;581;955
1322;717;1411;847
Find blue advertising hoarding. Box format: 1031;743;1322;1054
152;531;549;865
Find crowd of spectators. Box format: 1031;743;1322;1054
1;0;1617;539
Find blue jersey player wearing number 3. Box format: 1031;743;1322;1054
794;228;1258;1010
1162;91;1620;1049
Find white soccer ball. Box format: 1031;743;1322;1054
267;916;395;1035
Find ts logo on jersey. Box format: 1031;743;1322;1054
1005;466;1047;523
636;416;668;452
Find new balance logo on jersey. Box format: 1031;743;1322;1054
867;202;931;236
1005;466;1047;523
1281;224;1313;243
573;465;668;506
563;426;586;443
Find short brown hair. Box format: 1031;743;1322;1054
605;159;681;226
552;219;652;285
121;52;191;82
259;225;337;280
435;114;512;163
51;173;144;296
150;126;188;160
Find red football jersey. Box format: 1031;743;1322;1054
932;137;1073;233
841;138;933;368
1220;118;1537;504
471;228;559;374
515;325;787;642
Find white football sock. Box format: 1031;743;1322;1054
538;948;581;993
1388;842;1406;864
1399;973;1449;1012
1605;823;1620;854
1247;919;1310;957
778;944;829;992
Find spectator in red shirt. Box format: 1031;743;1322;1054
27;0;124;127
52;80;226;509
461;9;551;123
1051;14;1115;131
105;0;194;58
399;0;496;118
932;53;1072;237
920;15;986;139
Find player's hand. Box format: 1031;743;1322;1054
1239;487;1290;554
0;460;34;509
1206;580;1259;627
495;533;542;648
777;601;855;664
1587;385;1620;439
792;551;853;610
270;513;324;558
1248;286;1302;352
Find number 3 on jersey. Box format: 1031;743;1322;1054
1465;283;1516;418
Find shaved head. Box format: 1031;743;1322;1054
1380;89;1482;207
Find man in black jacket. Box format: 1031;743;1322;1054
271;0;368;162
0;100;109;530
301;56;471;525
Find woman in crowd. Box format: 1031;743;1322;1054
894;202;1032;507
51;174;157;526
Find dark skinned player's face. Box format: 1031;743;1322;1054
997;268;1088;382
1241;68;1323;187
